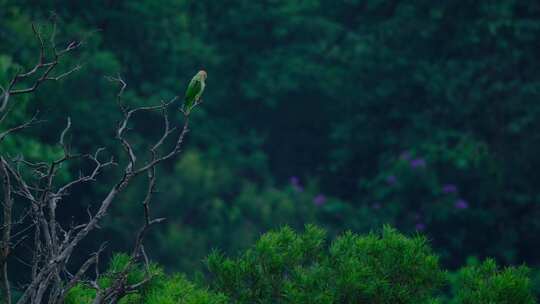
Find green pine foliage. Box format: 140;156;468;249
452;259;535;304
65;253;227;304
206;226;535;303
64;227;535;303
327;227;445;303
207;225;445;303
206;225;328;303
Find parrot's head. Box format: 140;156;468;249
197;70;207;81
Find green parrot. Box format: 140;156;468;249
183;70;207;115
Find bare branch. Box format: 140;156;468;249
1;21;199;304
0;22;81;114
0;112;41;143
59;117;71;152
45;64;83;82
56;245;105;304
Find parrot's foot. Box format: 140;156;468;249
181;99;203;117
193;100;203;108
180;108;189;116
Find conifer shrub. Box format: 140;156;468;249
65;253;227;304
451;259;535;304
65;226;536;304
206;225;446;303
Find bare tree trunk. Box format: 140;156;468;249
0;159;12;304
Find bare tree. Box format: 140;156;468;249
0;22;197;304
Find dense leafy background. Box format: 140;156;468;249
1;0;540;293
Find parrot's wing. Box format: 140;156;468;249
184;79;202;103
195;81;205;100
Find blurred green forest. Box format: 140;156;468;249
2;0;540;284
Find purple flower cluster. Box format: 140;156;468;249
400;150;426;169
288;176;328;207
386;175;397;185
399;150;427;169
289;176;303;192
400;150;412;161
410;158;426;169
439;182;469;210
313;194;326;206
454;199;469;210
442;184;458;194
413;213;425;231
